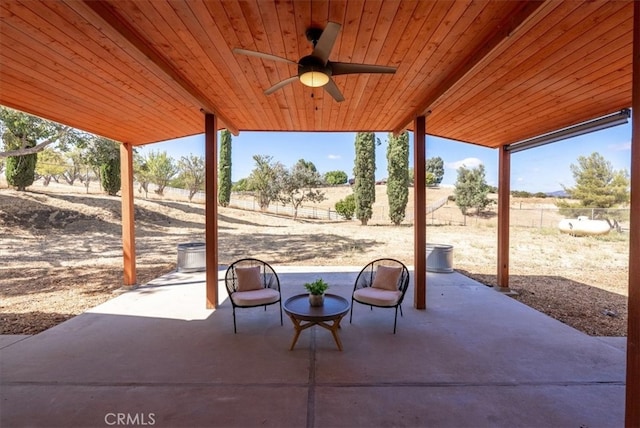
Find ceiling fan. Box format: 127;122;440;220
233;22;396;102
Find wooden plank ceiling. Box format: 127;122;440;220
0;0;633;148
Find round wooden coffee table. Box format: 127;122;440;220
283;293;350;351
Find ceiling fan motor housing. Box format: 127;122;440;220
298;56;330;75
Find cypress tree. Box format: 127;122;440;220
353;132;376;225
386;132;409;225
100;157;121;196
218;129;232;207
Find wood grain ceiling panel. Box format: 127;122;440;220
441;2;621;134
427;0;632;146
200;1;284;127
0;0;204;143
52;1;207;135
0;0;634;146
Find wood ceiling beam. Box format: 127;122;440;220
77;0;239;135
391;1;546;135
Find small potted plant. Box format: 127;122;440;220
304;278;329;307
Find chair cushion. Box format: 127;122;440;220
235;266;262;291
232;288;280;306
371;265;402;291
353;287;402;307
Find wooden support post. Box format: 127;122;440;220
413;116;426;309
120;142;136;286
626;3;640;426
496;146;511;292
205;114;219;308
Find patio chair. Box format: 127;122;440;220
224;258;283;333
349;258;410;333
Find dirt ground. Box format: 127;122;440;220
0;183;629;336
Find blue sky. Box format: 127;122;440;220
138;121;632;193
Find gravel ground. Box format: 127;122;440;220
0;185;629;336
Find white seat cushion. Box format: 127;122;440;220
353;287;402;307
232;288;280;306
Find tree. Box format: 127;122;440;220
324;170;348;185
85;137;121;195
0;107;84;159
386;132;409;225
409;156;445;186
278;159;326;220
335;194;356;220
563;152;629;208
1;108;42;190
247;155;285;211
134;153;152;197
5;153;37;191
218;129;232;206
35;148;66;186
145;150;178;196
353;132;376;225
454;164;492;217
232;178;250;192
426;156;445;186
62;148;86;186
100;157;121;196
178;154;205;202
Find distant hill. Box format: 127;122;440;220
546;190;569;198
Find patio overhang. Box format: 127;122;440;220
0;1;638;424
0;1;632;144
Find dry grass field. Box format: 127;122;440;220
0;180;629;336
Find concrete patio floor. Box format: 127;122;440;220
0;267;626;427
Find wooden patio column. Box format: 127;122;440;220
414;116;426;309
205;113;219;308
120;142;136;286
496;146;511;292
626;2;640;426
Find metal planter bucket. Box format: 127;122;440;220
177;242;206;272
426;243;454;273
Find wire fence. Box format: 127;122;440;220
119;184;636;230
9;177;630;231
426;205;630;230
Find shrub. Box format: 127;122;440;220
6;153;37;191
335;194;356;220
100;158;121;196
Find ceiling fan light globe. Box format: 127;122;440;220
299;70;330;87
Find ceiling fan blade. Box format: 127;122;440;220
264;76;299;95
331;62;396;76
233;48;296;65
323;78;345;102
312;22;341;65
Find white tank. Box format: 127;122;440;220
558;216;611;236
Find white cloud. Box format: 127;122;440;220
327;154;341;160
517;177;524;182
445;157;483;170
607;142;631;152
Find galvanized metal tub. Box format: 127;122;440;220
426;243;454;273
177;242;206;272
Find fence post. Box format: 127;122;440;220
540;208;543;229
